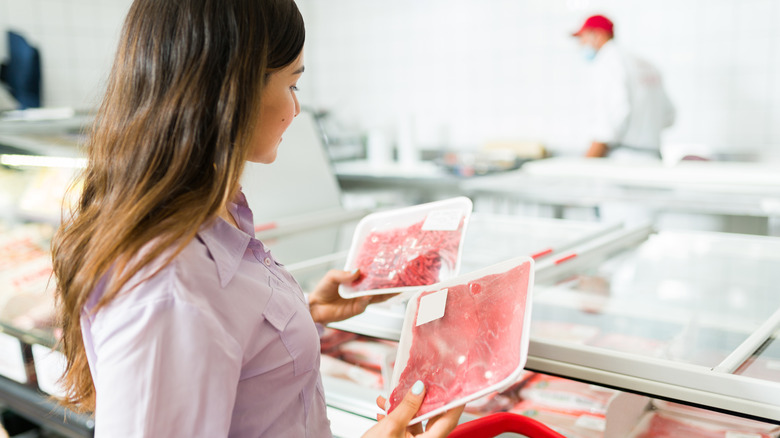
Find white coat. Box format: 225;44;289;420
587;40;675;160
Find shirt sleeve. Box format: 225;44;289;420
660;83;676;129
90;285;243;437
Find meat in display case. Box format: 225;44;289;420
0;170;95;437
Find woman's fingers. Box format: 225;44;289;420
376;395;387;410
385;381;425;425
418;405;464;437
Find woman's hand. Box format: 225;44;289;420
308;269;394;325
362;381;463;438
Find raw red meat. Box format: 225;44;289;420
388;263;531;416
351;219;464;292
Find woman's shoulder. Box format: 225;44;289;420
98;236;220;312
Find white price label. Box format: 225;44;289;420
32;344;68;397
0;332;27;383
422;210;462;231
416;288;448;326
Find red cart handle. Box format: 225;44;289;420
448;412;566;438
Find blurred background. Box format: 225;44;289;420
0;0;777;158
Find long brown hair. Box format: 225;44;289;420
51;0;304;412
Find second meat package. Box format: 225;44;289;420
387;256;534;425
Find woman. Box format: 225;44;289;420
51;0;462;436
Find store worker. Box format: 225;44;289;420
51;0;462;437
574;15;676;160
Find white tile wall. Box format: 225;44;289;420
0;0;130;109
1;0;778;155
298;0;780;155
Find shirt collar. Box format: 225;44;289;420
197;191;254;288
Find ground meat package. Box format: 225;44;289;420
339;197;472;298
387;256;534;425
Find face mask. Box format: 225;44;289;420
582;45;597;62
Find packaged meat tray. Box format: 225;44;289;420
510;400;606;438
320;354;384;390
628;410;777;438
337;339;397;372
387;256;534;425
646;401;780;437
518;373;618;416
339;197;472;298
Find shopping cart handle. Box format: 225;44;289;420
448;412;566;438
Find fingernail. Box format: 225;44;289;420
411;380;424;395
351;268;360;276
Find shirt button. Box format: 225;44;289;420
264;257;272;266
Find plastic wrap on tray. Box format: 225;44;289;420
628;410;777;438
387;256;534;425
637;401;780;437
518;373;618;416
339;197;472;298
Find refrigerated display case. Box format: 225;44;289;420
314;225;780;436
0;175;623;437
526;228;780;421
3;116;780;437
0;180;94;437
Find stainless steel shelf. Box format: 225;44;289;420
0;376;94;438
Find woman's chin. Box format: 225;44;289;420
247;146;279;164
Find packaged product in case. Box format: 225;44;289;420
510;400;606;438
319;328;359;353
518;373;617;416
629;410;777;438
319;355;384;390
336;339;397;372
464;372;534;415
339;197;472;298
387;256;534;425
630;401;780;437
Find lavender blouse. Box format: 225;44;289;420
81;191;332;437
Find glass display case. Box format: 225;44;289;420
0;166;93;438
3;116;780;437
527;228;780;424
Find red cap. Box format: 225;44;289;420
572;15;614;37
